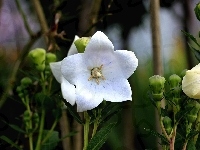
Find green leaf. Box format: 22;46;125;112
188;43;200;62
144;128;169;144
41;130;59;150
9;124;25;133
187;140;196;150
182;30;200;47
64;102;84;124
87;122;117;150
0;136;22;150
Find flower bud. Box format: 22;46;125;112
20;77;32;88
46;53;57;64
74;37;90;53
162;116;172;135
32;112;39;128
168;74;181;89
194;3;200;21
28;48;46;71
186;101;200;123
23;110;31;122
182;63;200;99
149;75;165;101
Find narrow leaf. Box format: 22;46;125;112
0;136;22;150
87;122;117;150
64;102;84;124
188;43;200;62
182;30;200;47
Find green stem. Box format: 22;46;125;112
40;72;46;94
41;119;58;144
29;133;34;150
35;109;45;150
91;109;101;138
83;111;90;150
194;110;200;144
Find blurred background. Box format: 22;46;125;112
0;0;200;149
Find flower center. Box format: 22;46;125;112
88;65;105;84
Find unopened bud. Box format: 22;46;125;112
46;53;57;64
168;74;181;89
28;48;46;71
186;101;200;123
194;3;200;21
149;75;165;101
163;116;172;135
21;77;32;88
74;37;90;53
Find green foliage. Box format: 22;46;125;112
41;130;59;150
87;122;117;150
0;136;22;150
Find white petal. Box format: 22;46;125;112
61;76;76;105
84;31;114;67
75;81;104;112
115;50;138;78
67;35;79;56
102;78;132;102
182;70;200;99
61;53;88;85
50;61;62;83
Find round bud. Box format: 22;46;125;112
74;37;90;53
46;53;57;64
168;74;181;89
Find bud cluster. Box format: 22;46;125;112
28;48;57;72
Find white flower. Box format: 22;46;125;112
182;63;200;99
50;35;79;105
61;31;138;112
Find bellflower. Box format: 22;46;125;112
50;36;79;105
61;31;138;112
182;63;200;99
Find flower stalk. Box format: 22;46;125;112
83;111;90;150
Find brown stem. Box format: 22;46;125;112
31;0;49;45
59;109;71;150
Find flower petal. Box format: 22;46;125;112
114;50;138;78
75;82;104;112
67;35;79;56
50;61;62;83
102;78;132;102
84;31;114;67
61;53;88;85
182;70;200;99
61;76;76;105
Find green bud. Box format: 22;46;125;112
16;86;23;93
74;37;90;53
18;92;24;98
23;110;31;122
32;112;39;124
162;116;172;135
186;101;200;123
149;75;165;101
194;3;200;21
46;53;57;64
28;48;46;71
168;74;181;89
20;77;32;88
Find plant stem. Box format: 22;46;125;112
182;139;188;150
170;124;177;150
194;110;200;144
29;133;34;150
83;111;90;150
35;109;45;150
41;119;58;144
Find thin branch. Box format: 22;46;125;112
15;0;34;36
150;0;163;75
31;0;49;45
